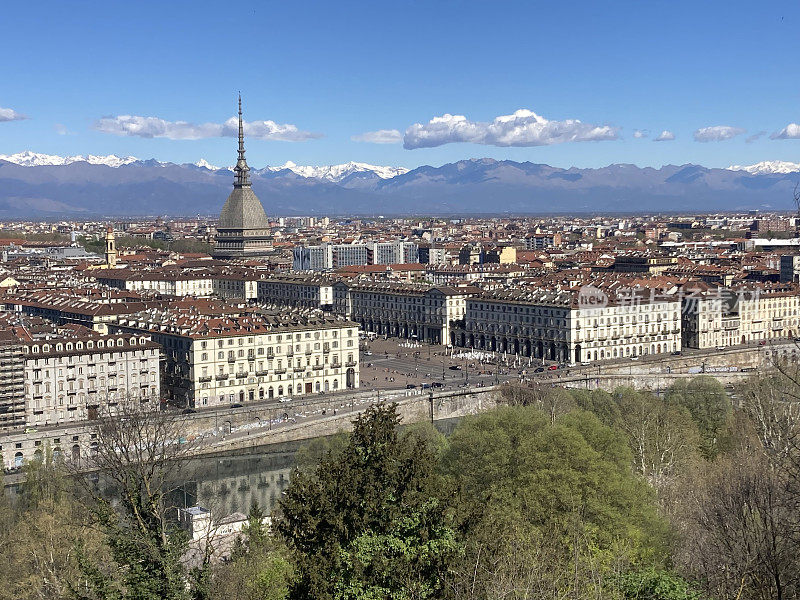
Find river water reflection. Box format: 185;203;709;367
171;417;463;517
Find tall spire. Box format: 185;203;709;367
233;92;251;187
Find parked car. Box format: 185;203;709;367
548;365;558;371
231;403;243;408
431;381;444;388
406;384;417;389
182;408;196;414
671;351;682;355
448;365;462;370
279;396;291;403
759;340;767;346
534;366;545;373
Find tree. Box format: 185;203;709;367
71;399;199;600
293;432;349;473
616;568;702;600
499;382;575;423
208;502;293;600
0;447;114;600
611;388;701;489
666;376;731;458
571;388;622;428
441;407;668;599
674;449;799;600
277;403;458;600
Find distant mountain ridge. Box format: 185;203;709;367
0;152;408;181
0;153;799;217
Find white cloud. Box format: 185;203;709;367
403;109;619;149
746;130;766;143
633;129;648;139
654;130;675;142
693;125;746;142
94;115;322;141
351;129;402;144
771;123;800;140
0;106;26;122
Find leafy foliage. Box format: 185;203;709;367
277;403;458;600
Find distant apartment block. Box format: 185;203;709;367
292;241;418;271
524;233;563;249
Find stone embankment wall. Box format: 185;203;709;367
198;387;501;455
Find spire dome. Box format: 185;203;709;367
233;93;251;187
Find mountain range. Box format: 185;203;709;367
0;151;799;217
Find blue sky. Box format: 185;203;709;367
1;0;799;170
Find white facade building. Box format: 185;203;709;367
114;309;360;408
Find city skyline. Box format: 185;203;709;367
2;0;800;172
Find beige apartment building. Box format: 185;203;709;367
332;281;476;345
21;332;161;427
257;274;336;310
681;282;800;349
455;286;682;363
114;308;359;409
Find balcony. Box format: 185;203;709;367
198;376;212;383
345;360;357;367
235;371;248;379
293;366;306;373
304;349;312;355
312;364;324;371
274;368;286;374
255;369;269;376
227;357;236;363
215;373;229;381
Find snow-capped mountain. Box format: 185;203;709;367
0;150;139;168
728;160;800;175
191;159;222;171
0;151;408;182
260;160;409;182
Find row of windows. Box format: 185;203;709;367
196;329;354;350
26;337;149;354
